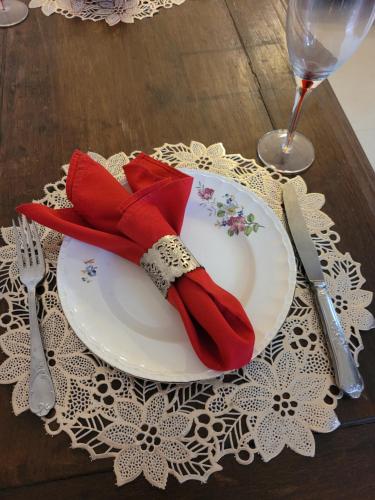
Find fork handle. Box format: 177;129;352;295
28;289;56;416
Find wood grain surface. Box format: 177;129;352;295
0;0;374;497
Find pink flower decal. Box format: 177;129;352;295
227;215;247;235
198;187;215;200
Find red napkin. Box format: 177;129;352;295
18;151;255;371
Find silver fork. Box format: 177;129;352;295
13;216;55;417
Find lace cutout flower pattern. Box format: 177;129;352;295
0;308;96;413
232;352;340;461
175;141;238;172
29;0;187;26
0;143;373;489
99;393;192;487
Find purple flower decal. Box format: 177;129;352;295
81;259;98;283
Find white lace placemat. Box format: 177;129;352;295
0;141;373;489
29;0;186;26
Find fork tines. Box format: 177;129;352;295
12;216;44;270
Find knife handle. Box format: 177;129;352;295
312;282;364;398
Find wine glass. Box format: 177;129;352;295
257;0;375;174
0;0;28;27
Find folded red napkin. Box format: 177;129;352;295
18;151;255;371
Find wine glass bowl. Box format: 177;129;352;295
258;0;375;174
288;0;375;82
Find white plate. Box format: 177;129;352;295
57;170;296;382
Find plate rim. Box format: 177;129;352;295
57;168;296;382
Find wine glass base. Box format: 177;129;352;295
257;129;315;174
0;0;28;27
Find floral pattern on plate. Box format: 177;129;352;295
81;259;98;283
197;182;264;237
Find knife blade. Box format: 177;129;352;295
283;183;324;282
283;182;364;398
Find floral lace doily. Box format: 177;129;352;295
0;142;373;489
29;0;186;26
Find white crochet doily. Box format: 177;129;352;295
0;142;373;489
29;0;186;26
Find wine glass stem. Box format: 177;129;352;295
283;79;314;152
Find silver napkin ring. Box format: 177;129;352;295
140;235;201;298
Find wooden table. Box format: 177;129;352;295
1;1;374;498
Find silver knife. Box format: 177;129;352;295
283;182;364;398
